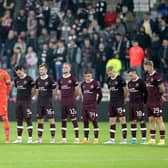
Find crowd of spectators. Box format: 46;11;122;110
0;0;168;88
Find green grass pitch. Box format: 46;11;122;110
0;122;168;168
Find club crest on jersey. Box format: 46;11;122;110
90;85;94;89
24;80;27;84
135;83;139;87
68;80;72;84
45;81;48;85
115;81;118;85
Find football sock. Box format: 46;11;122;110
131;124;137;139
84;120;89;140
140;123;147;139
110;124;116;139
121;123;127;139
92;120;99;139
72;119;79;138
17;119;23;137
160;130;165;140
50;124;56;138
26;118;33;137
61;120;67;138
150;129;156;140
38;123;43;138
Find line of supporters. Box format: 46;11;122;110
0;60;166;145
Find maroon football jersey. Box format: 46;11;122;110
106;75;126;106
81;80;102;107
58;75;78;105
128;78;147;104
145;71;163;105
35;76;56;105
14;75;34;101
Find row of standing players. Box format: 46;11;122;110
0;60;166;144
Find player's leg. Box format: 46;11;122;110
119;116;127;144
61;106;67;143
130;120;137;144
81;109;89;144
104;117;116;144
35;106;44;143
48;118;56;143
92;118;99;144
140;120;147;144
156;116;165;145
46;106;56;143
24;103;33;143
2;115;10;143
13;103;23;143
146;116;156;144
69;107;79;144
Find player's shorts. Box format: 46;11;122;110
16;101;32;119
147;104;163;117
81;106;98;121
61;104;77;120
0;95;7;116
36;104;55;119
108;103;126;118
128;103;145;121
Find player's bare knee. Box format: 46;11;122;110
119;117;126;124
49;118;55;124
71;118;77;121
38;118;44;124
2;115;8;122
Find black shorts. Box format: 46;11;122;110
128;103;145;121
147;104;163;117
108;103;126;118
36;104;55;119
16;101;32;120
61;104;77;120
81;106;98;121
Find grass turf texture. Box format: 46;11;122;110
0;122;168;168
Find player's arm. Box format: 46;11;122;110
140;81;148;104
75;85;80;97
123;86;128;99
4;71;12;95
159;83;165;96
96;82;103;104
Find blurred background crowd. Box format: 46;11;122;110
0;0;168;93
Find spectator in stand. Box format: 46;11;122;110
63;9;74;26
3;0;15;16
104;5;117;27
141;12;156;37
61;20;71;43
0;10;13;43
67;39;81;78
122;0;134;12
111;16;126;36
136;26;152;59
4;30;16;69
156;0;168;17
11;47;25;69
25;46;38;80
119;5;134;34
14;8;27;34
158;17;168;41
159;39;168;81
38;28;50;50
37;18;47;37
151;33;161;70
129;40;144;78
88;19;100;34
42;0;50;26
81;38;94;76
106;54;122;75
95;42;109;87
26;30;38;52
54;40;67;80
27;10;37;33
113;33;127;71
14;35;26;54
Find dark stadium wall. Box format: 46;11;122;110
8;101;168;122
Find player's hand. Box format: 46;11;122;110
162;95;167;102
